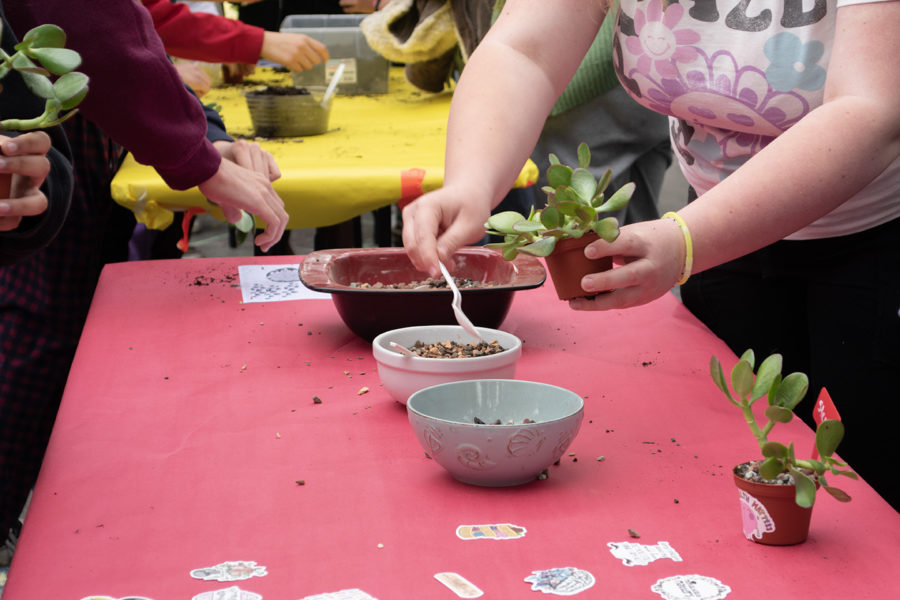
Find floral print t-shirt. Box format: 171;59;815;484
612;0;900;239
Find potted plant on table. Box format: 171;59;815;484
484;142;635;300
0;23;89;195
710;350;857;545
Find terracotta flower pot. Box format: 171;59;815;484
733;465;815;545
543;234;611;300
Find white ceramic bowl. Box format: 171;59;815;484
372;325;522;405
407;379;585;486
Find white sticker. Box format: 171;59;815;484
192;587;263;600
608;541;683;566
301;590;378;600
435;572;484;598
738;489;776;541
190;561;267;582
651;575;731;600
524;567;595;595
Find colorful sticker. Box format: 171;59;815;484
435;572;483;598
607;541;683;566
524;567;595;595
456;523;526;540
738;489;776;541
301;590;378;600
190;561;267;582
191;588;262;600
651;575;731;600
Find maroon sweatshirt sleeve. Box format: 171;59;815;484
3;0;221;190
142;0;265;65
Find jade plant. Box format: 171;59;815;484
484;142;635;260
0;24;89;130
710;350;857;508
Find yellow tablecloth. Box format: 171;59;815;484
110;67;538;230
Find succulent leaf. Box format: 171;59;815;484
761;441;788;458
20;24;67;49
486;211;528;234
759;457;784;479
546;163;572;188
815;419;844;458
776;372;809;410
570;167;596;202
595;182;635;213
593;217;620;242
789;466;818;508
519;236;557;257
731;359;754;399
764;405;793;423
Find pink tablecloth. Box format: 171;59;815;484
5;257;897;599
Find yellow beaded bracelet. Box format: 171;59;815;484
662;211;693;285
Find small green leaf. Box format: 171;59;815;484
539;207;561;229
546;163;572;188
731;359;754;399
751;353;782;401
594;182;635;213
576;142;591;169
501;245;520;260
519;236;556;257
574;205;595;225
513;220;545;233
759;457;784;480
764;405;793;423
709;356;730;397
26;47;81;75
20;70;54;99
548;153;560;166
54;72;89;107
20;24;66;49
555;200;580;217
815;419;845;458
789;466;818;508
570;168;596;202
776;372;809;410
235;210;255;233
593;217;620;242
761;441;788;458
486;211;527;234
595;168;612;195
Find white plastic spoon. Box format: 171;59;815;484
438;260;482;341
389;341;416;357
321;62;346;107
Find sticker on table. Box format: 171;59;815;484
190;560;268;581
192;588;262;600
435;572;483;598
238;264;330;303
607;541;683;566
524;567;595;595
738;489;775;541
300;589;379;600
651;575;731;600
80;597;155;600
456;523;526;540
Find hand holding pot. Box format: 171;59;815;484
0;133;52;231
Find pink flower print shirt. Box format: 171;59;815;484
612;0;900;239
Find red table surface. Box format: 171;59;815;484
5;257;897;599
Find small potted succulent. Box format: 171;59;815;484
484;142;635;300
0;23;89;195
710;350;857;545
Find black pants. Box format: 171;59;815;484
681;213;900;511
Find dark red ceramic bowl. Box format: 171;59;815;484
299;247;546;340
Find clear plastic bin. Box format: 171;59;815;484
280;14;390;95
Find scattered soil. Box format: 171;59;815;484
734;460;817;486
349;277;500;290
405;339;506;358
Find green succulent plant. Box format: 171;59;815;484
710;350;857;508
485;142;635;260
0;24;89;130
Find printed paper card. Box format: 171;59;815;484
456;523;526;540
238;264;330;303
